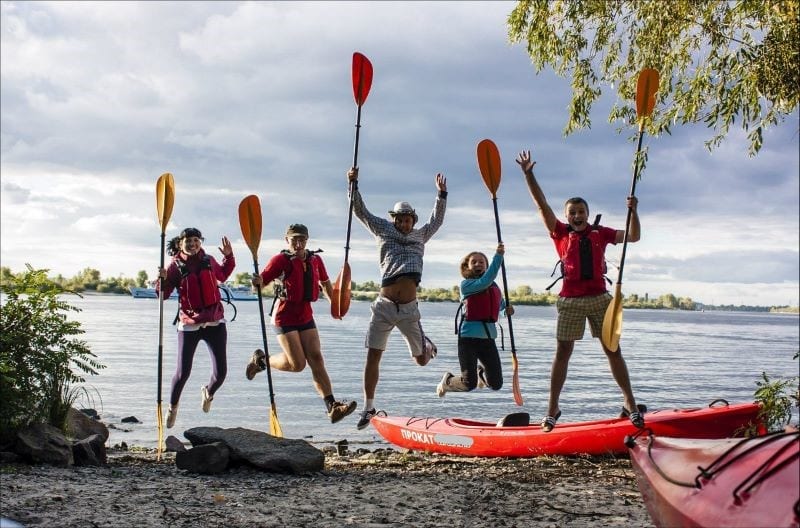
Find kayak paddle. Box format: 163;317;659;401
477;138;523;406
155;172;174;459
238;194;283;437
601;68;659;352
332;51;373;319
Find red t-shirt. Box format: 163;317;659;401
551;219;617;298
260;252;329;326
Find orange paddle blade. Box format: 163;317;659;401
331;264;352;319
477;139;501;197
238;195;262;259
636;68;659;120
155;173;175;233
511;355;523;406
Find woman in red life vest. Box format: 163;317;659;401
157;227;235;429
247;224;357;424
436;243;514;397
516;148;644;432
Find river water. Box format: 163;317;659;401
63;295;797;450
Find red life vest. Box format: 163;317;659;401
176;254;221;311
464;283;502;322
559;225;607;283
279;250;321;303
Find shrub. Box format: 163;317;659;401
0;265;105;445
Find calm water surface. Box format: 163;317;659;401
65;295;798;449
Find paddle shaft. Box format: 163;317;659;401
157;231;166;405
252;260;278;406
614;122;645;286
343;100;365;264
490;196;517;357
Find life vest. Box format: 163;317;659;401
275;249;322;303
454;283;503;338
464;283;502;322
546;214;611;291
175;254;221;311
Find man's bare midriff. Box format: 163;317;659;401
380;276;418;304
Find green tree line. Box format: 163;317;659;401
1;266;797;313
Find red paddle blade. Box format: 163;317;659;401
331;264;352;319
477;139;501;197
636;68;659;119
352;52;373;106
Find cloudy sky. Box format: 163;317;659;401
2;1;798;307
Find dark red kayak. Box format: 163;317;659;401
371;400;762;458
627;430;799;528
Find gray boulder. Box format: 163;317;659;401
15;423;73;466
66;407;109;442
184;427;324;473
72;433;107;466
175;442;229;474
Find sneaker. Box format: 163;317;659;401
436;372;454;398
356;408;386;430
166;405;178;429
201;386;213;413
246;349;267;380
328;400;357;424
477;366;488;389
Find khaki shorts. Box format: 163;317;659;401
556;293;612;341
366;296;426;357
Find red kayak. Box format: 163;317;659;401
627;431;799;528
371;400;762;457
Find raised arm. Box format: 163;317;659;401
516;149;557;233
616;196;641;243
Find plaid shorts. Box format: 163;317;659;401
556;293;612;341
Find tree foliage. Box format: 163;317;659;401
0;265;105;443
508;0;799;155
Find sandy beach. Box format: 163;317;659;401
2;447;653;527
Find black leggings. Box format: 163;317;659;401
170;324;227;406
457;337;503;391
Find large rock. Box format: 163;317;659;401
175;442;229;474
184;427;324;473
72;433;107;466
66;407;109;442
15;423;73;466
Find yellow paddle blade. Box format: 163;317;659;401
511;355;523;406
476;139;501;197
156;402;164;461
155;173;175;233
269;405;283;437
331;264;352;319
602;286;623;352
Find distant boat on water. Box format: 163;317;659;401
220;283;259;301
128;284;258;301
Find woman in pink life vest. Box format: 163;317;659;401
157;227;235;429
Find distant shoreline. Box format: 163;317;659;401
68;291;800;314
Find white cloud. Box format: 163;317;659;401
1;1;797;307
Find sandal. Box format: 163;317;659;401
621;405;646;428
540;410;561;433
